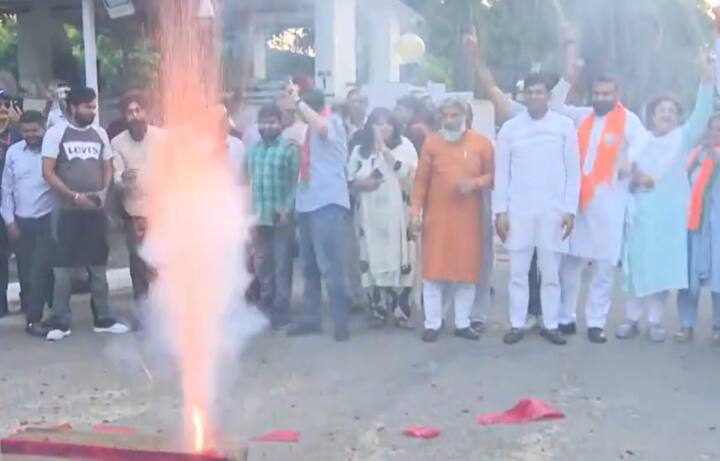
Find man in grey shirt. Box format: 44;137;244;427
1;110;54;337
40;87;129;341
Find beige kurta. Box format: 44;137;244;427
411;130;494;283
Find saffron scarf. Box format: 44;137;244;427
687;145;718;231
298;106;330;188
577;104;627;211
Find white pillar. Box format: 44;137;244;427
16;7;55;94
82;0;99;93
369;12;400;83
252;28;267;80
314;0;357;96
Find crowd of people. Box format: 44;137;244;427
2;27;720;348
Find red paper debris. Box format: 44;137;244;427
92;424;137;434
20;423;72;432
476;398;564;425
403;425;441;439
0;437;230;461
252;430;300;443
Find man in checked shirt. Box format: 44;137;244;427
246;103;300;330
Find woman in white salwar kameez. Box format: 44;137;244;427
347;108;419;328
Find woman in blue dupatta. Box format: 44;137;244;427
675;113;720;344
618;44;718;343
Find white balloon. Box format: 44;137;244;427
395;34;426;64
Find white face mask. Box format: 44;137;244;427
440;128;465;142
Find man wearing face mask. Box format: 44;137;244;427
111;90;164;328
494;73;580;346
41;87;129;341
411;98;494;343
246;104;300;330
551;75;648;344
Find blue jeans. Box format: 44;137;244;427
677;289;720;329
296;205;349;330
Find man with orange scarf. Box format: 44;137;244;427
284;83;352;342
553;75;647;343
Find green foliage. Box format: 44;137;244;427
0;14;18;78
64;24;159;93
407;0;714;110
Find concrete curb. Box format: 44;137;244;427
7;268;132;303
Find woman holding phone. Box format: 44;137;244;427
347;108;419;328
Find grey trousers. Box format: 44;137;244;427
48;265;113;328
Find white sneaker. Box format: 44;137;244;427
93;320;130;334
525;314;541;330
46;328;71;341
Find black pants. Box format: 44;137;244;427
0;218;8;315
528;249;542;316
14;215;54;324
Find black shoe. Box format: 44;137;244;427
421;328;439;343
454;327;480;341
541;328;567;345
287;323;323;337
333;327;350;342
470;320;485;333
559;322;577;335
25;322;50;338
588;327;607;344
503;328;525;345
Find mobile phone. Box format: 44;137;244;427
371;168;384;180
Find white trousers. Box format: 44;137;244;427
424;280;475;330
508;248;562;329
626;291;668;325
471;232;494;322
559;255;615;329
472;191;494;322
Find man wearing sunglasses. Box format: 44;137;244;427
0;88;21;317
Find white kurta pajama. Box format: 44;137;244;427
552;103;648;329
494;110;581;330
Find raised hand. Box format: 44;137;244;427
700;44;715;84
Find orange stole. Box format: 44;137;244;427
577;104;626;211
687;145;717;231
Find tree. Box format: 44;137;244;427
406;0;713;110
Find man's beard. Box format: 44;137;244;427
440;121;466;142
75;114;95;127
592;101;615;116
259;129;281;143
129;120;148;141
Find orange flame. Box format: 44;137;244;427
192;406;205;452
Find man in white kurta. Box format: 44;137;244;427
552;77;647;343
494;73;581;346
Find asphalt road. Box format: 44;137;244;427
0;260;718;461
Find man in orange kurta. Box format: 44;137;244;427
411;98;494;343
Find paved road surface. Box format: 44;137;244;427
1;261;718;460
